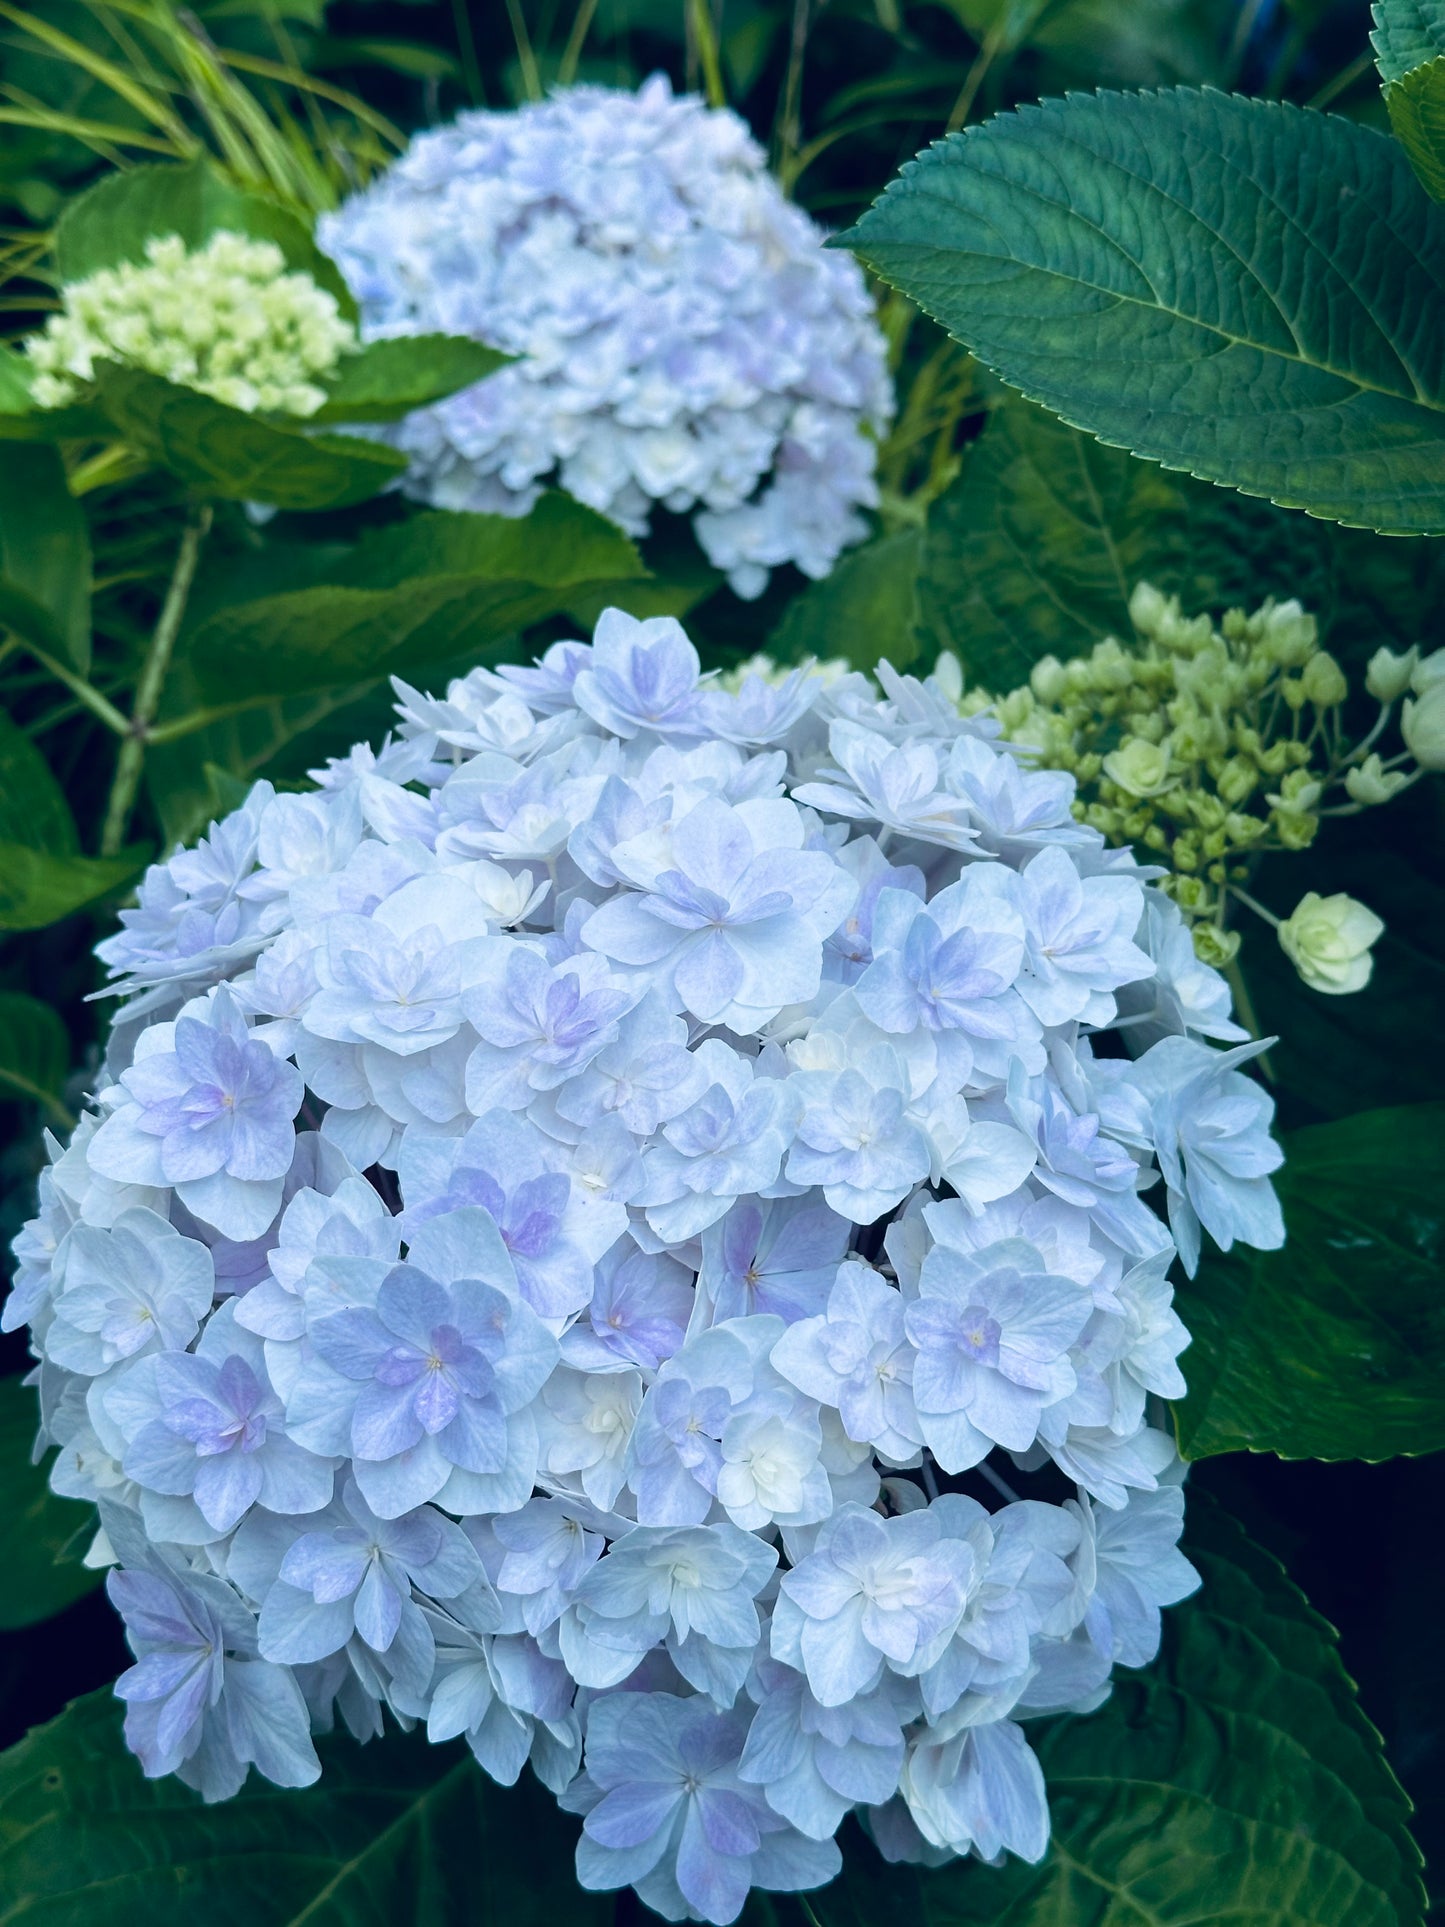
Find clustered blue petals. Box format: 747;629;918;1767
316;77;892;599
12;608;1285;1924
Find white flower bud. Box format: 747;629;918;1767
1129;581;1169;636
1365;646;1419;703
1277;891;1384;995
1102;737;1175;798
1410;647;1445;694
1029;655;1069;704
1343;754;1409;806
1402;683;1445;770
932;651;963;703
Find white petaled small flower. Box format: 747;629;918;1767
1277;891;1384;995
317;77;892;597
11;609;1288;1916
25;231;356;414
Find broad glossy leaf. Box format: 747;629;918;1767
1386;55;1445;199
0;844;146;931
310;336;511;424
769;530;923;673
912;397;1338;687
94;367;409;512
54;157;356;317
1372;0;1445;80
0;444;91;670
842;91;1445;534
0;992;70;1122
0;1691;611;1927
189;495;645;699
0;708;79;855
0;1376;100;1628
812;1496;1424;1927
1174;1104;1445;1461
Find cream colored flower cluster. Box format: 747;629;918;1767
936;585;1439;990
26;231;356;416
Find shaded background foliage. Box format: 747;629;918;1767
0;0;1441;1918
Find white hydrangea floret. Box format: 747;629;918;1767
9;608;1294;1925
317;77;893;597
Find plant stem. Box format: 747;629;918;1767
557;0;598;87
100;502;211;857
688;0;726;107
504;0;543;100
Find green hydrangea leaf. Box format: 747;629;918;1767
92;366;409;511
310;336;512;424
0;991;71;1125
811;1496;1424;1927
0;1375;100;1628
768;529;923;673
189;495;645;699
1372;0;1445;81
0;844;147;931
0;444;91;671
54;156;357;320
1386;54;1445;200
1174;1104;1445;1462
0;1691;611;1927
0;707;80;856
840;90;1445;535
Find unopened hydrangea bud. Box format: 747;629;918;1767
932;651;963;703
1215;757;1257;806
1299;652;1347;708
1402;683;1445;770
1365;646;1419;703
1277;892;1384;995
1344;754;1409;806
1259;599;1316;667
1102;737;1174;798
1128;581;1169;635
1411;647;1445;694
1192;924;1241;967
1029;655;1069;704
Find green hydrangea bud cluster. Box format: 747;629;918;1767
952;583;1440;978
25;231;356;417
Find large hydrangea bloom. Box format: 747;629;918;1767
11;610;1286;1924
316;78;893;598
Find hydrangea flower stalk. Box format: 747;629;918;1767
11;609;1287;1924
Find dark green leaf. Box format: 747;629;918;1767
54;157;356;319
0;992;71;1124
145;685;386;846
0;444;91;671
0;1691;611;1927
0;708;79;856
310;336;510;425
94;367;408;512
769;530;922;673
1174;1104;1445;1461
0;1376;100;1629
842;91;1445;535
1386;55;1445;200
913;396;1337;687
0;844;146;931
1372;0;1445;81
189;496;645;699
812;1496;1424;1927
